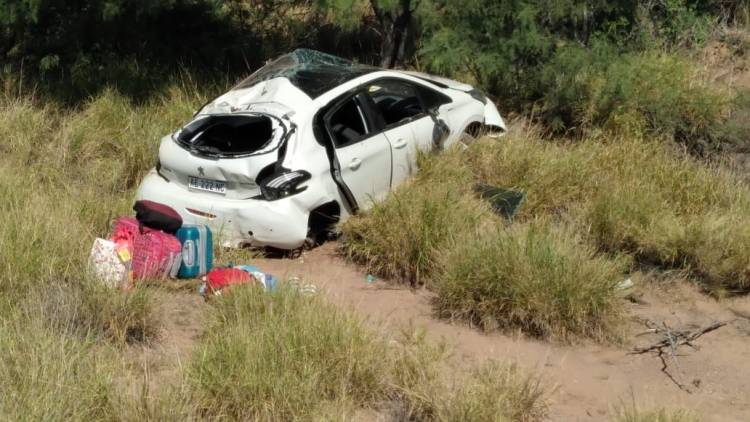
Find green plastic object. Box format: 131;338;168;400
475;183;525;221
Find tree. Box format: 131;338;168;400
317;0;422;68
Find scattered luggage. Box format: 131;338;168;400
235;265;277;291
131;227;181;280
133;200;183;234
89;238;129;288
202;267;257;297
177;225;213;278
111;216;140;251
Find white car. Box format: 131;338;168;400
136;49;506;249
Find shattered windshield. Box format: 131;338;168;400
233;49;378;98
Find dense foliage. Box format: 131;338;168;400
2;0;748;145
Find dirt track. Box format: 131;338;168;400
144;242;750;421
255;243;750;421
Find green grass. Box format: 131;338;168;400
0;87;202;419
435;222;625;341
341;150;493;285
342;130;750;341
0;315;118;420
613;404;701;422
188;286;390;419
186;286;550;421
468;133;750;292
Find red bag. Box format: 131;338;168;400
131;227;181;280
205;268;256;295
133;200;183;234
111;217;139;251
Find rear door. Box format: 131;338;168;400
324;93;392;210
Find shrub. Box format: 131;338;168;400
435;222;624;341
188;286;391;419
438;362;549;422
0;317;117;420
187;286;551;420
539;48;733;151
468;135;750;292
341;149;494;285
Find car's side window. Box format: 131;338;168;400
366;80;425;127
328;94;371;148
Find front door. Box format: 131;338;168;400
365;80;430;188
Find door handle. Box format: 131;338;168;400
393;139;408;149
349;158;362;170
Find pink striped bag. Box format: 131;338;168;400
131;227;181;280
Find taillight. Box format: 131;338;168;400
260;170;311;201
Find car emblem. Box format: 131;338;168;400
198;166;205;176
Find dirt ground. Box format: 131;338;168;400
255;243;750;421
142;242;750;421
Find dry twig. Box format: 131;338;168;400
630;319;729;393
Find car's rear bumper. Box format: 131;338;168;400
135;169;309;249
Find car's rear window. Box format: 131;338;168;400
175;114;281;157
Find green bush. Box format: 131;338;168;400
341;149;494;285
538;47;732;151
0;317;117;420
435;222;624;341
468;135;750;292
187;286;550;420
188;286;391;419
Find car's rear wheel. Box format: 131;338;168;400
305;201;341;248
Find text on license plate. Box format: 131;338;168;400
189;176;226;194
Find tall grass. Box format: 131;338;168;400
436;222;625;341
187;286;549;421
469;133;750;292
341;150;493;285
188;286;390;419
342;130;750;341
613;405;701;422
0;315;117;420
0;87;203;418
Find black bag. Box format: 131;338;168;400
133;200;183;234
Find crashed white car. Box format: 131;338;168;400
136;49;506;249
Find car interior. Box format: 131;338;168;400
368;81;424;126
328;97;369;148
177;115;275;155
326;81;427;148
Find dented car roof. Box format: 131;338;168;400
232;49;379;98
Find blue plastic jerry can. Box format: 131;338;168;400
176;225;213;279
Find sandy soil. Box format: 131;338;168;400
136;240;750;420
249;243;750;421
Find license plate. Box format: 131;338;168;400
189;176;226;195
